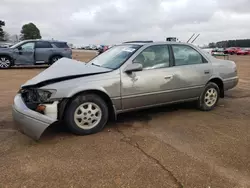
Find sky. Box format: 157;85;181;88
1;0;250;46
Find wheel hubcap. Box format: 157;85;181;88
0;57;10;68
205;88;218;107
74;102;102;130
52;57;59;63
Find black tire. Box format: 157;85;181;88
64;94;109;135
197;82;220;111
0;56;12;69
49;55;62;65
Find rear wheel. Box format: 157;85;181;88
65;94;109;135
49;55;62;65
197;82;220;111
0;56;11;69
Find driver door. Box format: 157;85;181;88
121;44;174;110
14;42;35;65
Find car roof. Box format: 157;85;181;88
21;39;67;43
122;41;192;46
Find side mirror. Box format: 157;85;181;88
124;63;143;73
17;46;22;51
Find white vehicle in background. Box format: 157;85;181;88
202;48;213;55
0;42;13;48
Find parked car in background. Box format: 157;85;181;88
202;48;213;55
224;47;241;55
236;48;249;55
12;41;238;140
97;45;109;55
211;48;224;53
0;42;13;48
0;39;72;69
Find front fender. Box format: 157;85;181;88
67;86;111;98
0;52;14;59
40;76;121;100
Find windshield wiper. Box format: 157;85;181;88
92;63;113;70
92;63;102;67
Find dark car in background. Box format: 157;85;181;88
0;39;72;69
98;45;109;55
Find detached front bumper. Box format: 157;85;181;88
12;94;57;140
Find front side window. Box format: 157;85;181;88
10;41;25;49
89;44;141;69
133;45;170;70
172;45;206;66
20;42;35;50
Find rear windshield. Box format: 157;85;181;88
52;42;69;48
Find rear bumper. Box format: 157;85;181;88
224;77;239;91
12;94;57;140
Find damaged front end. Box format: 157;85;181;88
12;88;61;140
20;88;59;117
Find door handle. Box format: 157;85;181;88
204;70;210;74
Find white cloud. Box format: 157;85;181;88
1;0;250;46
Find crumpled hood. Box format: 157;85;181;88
22;58;111;88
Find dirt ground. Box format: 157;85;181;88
0;51;249;188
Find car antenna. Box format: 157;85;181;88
191;34;200;43
187;33;196;43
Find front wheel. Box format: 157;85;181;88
197;82;220;111
64;94;109;135
0;56;11;69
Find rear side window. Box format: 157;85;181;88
172;45;207;66
36;41;52;48
52;42;69;48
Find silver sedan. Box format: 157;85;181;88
12;41;238;140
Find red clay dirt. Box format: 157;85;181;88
0;51;249;188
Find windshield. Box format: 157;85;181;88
89;44;142;69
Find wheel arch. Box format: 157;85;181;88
208;77;224;98
58;89;116;122
0;54;14;65
48;53;63;63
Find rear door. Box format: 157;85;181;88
51;42;72;59
35;41;53;63
168;44;213;100
14;42;35;65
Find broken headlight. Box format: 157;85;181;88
19;89;56;103
37;89;53;102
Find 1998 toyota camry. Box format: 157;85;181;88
12;41;238;140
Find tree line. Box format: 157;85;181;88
0;20;41;42
208;39;250;48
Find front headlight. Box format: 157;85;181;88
37;89;53;102
19;88;57;103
